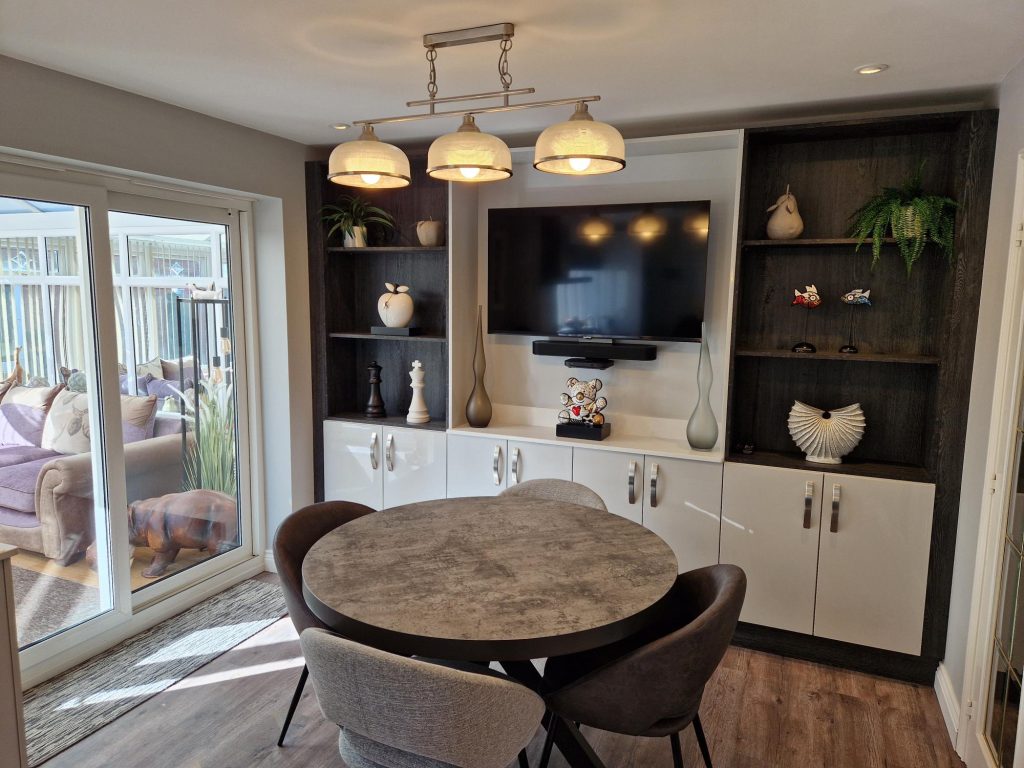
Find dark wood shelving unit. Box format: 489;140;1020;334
735;349;940;365
308;155;450;500
726;110;998;677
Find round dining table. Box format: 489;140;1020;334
301;495;679;768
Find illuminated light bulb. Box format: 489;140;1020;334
360;173;382;185
568;157;592;172
459;166;482;179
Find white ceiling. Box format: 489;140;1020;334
2;0;1023;146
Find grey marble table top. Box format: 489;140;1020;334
302;496;678;660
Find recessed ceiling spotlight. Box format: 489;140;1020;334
855;63;889;75
332;122;351;130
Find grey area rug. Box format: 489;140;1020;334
13;567;101;648
23;578;286;767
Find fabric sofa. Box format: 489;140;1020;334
0;416;185;565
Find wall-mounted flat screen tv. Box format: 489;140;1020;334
488;200;710;342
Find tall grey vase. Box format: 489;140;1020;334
465;305;492;427
686;323;718;450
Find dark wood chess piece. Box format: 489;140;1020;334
365;361;386;417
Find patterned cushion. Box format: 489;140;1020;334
0;384;63;447
42;390;157;454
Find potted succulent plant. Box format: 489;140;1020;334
322;196;395;247
850;162;957;275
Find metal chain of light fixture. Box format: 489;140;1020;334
425;46;438;101
498;37;512;92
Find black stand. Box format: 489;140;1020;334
839;306;858;353
791;307;816;353
556;422;611;441
365;361;386;417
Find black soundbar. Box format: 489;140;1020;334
532;339;658;362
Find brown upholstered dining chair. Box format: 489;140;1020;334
500;478;608;512
539;564;746;768
272;500;375;747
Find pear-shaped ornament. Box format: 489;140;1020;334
766;184;804;240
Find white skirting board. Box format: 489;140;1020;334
935;662;961;751
263;549;277;573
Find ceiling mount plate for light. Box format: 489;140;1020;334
423;23;515;49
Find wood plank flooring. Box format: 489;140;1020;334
39;609;963;768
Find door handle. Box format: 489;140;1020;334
512;446;521;485
803;481;814;529
385;433;394;472
650;462;659;508
493;445;502;486
831;484;841;533
628;460;637;505
369;431;379;471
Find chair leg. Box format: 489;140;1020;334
693;714;713;768
539;715;558;768
518;748;530;768
277;664;309;747
669;732;684;768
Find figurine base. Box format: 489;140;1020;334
406;414;430;424
838;344;858;354
791;342;816;353
556;422;611;441
371;326;420;336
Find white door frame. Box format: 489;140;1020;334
961;149;1024;768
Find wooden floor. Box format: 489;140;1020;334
40;608;963;768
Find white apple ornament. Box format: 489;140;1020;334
378;282;414;328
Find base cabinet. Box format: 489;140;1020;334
721;461;934;654
383;428;448;508
507;441;572;487
645;457;723;573
446;434;507;497
571;448;644;523
323;421;382;509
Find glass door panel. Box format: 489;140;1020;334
107;211;240;591
0;195;114;648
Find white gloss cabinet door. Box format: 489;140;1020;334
507;441;573;487
323;421;383;510
645;457;723;573
720;462;822;634
446;434;507;497
813;474;934;655
382;428;448;508
571;448;644;523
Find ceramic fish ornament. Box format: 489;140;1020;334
766;184;804;240
841;288;872;306
792;284;822;308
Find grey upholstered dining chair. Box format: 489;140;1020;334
500;478;608;512
539;564;747;768
301;627;546;768
273;500;375;747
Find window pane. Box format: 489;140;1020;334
990;643;1010;766
0;235;42;276
45;235;79;276
128;233;214;279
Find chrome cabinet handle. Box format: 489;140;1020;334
628;460;637;505
369;431;379;471
650;462;659;508
512;447;521;485
385;433;394;472
830;484;841;533
493;445;502;486
803;481;814;529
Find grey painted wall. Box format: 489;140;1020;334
0;55;316;545
944;55;1024;702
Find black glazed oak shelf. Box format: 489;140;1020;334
329;331;447;342
326;413;449;432
734;348;940;365
727;450;931;483
327;246;447;254
741;237;899;247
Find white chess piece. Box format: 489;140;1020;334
407;360;430;424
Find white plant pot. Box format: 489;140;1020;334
344;225;367;248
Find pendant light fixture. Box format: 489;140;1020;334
534;102;626;176
427;115;512;182
329;23;624;186
328;125;411;188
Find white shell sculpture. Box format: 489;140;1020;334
787;401;865;464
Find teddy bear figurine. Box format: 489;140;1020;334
558;377;608;426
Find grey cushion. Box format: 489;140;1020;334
0;445;59;468
0;456;54;514
500;479;608;512
340;729;457;768
301;628;544;768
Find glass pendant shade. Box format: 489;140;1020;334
534;102;625;176
427;115;512;182
328;125;411;188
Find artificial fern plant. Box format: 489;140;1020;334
849;162;957;275
181;379;236;496
321;196;395;244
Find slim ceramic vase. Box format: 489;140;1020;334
686;323;718;450
465;306;492;427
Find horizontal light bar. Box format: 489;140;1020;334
423;23;514;49
354;95;601;127
406;87;535;108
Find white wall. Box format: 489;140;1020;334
944;56;1024;701
0;55;316;542
469;136;741;442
